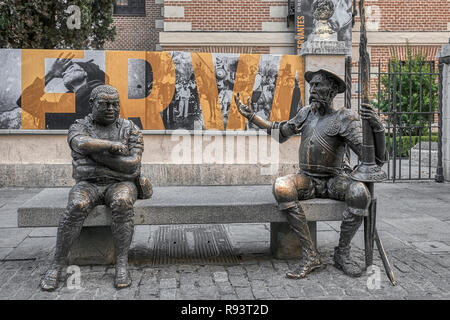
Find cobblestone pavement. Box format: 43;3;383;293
1;182;450;300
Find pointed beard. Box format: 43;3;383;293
310;100;327;115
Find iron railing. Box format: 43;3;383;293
352;59;441;181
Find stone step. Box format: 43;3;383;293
410;142;438;167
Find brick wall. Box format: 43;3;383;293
105;0;449;54
369;45;442;67
364;0;450;32
104;0;163;51
351;0;447;109
163;0;449;33
164;0;288;32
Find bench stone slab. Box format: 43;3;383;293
18;186;347;227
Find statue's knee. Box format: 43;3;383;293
109;195;134;213
64;199;91;222
272;176;298;204
345;182;371;216
67;198;91;213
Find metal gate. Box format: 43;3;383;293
351;58;442;182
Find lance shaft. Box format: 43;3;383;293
359;0;376;167
351;0;386;184
354;0;395;286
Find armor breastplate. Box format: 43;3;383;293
298;111;346;177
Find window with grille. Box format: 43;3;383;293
114;0;146;15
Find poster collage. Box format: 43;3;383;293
0;1;352;131
0;50;305;131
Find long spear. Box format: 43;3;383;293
350;0;396;286
350;0;386;182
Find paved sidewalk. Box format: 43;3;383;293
0;182;450;300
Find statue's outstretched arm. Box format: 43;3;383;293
233;93;307;143
233;93;273;130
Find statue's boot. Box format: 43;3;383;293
111;211;134;289
334;210;364;277
40;216;84;291
114;258;132;289
40;264;63;291
284;202;324;279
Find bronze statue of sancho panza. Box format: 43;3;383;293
234;69;386;279
40;84;152;290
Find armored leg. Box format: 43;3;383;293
284;202;324;278
40;182;99;291
334;181;371;277
272;174;324;279
105;182;137;289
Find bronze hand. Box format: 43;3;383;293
233;93;253;119
109;141;128;156
359;102;384;132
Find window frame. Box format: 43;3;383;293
113;0;146;16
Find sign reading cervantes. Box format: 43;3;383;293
295;0;353;55
0;49;305;131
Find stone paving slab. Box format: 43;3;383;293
0;228;31;248
28;227;57;238
0;248;12;260
5;237;55;260
411;241;450;253
0;182;450;300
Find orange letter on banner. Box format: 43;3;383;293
105;51;176;130
270;55;305;122
21;49;84;129
191;52;224;130
226;54;261;130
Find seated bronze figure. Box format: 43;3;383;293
40;84;152;290
234;69;386;279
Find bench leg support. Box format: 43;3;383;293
70;227;116;265
270;222;317;259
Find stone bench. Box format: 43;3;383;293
18;185;347;265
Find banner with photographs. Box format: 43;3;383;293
296;0;353;54
0;49;305;131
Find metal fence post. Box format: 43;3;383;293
435;59;444;182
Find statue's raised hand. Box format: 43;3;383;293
234;93;254;119
359;103;384;132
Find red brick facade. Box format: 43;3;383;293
364;0;449;32
106;0;449;56
357;0;449;69
368;46;442;67
164;0;286;32
104;0;163;51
